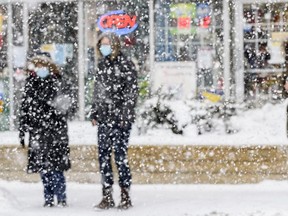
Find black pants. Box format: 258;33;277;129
97;122;132;189
40;171;66;204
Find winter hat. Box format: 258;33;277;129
30;51;53;65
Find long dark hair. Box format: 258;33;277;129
96;32;121;60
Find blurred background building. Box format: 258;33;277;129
0;0;287;130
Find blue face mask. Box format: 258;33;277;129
36;67;49;79
100;45;112;57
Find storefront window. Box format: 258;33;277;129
83;0;150;117
243;2;288;99
0;4;8;131
27;2;78;122
154;0;224;91
154;0;219;61
0;2;79;130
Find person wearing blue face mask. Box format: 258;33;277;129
90;32;138;210
99;44;112;57
35;66;50;79
19;52;72;208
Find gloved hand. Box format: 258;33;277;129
91;119;97;126
120;120;130;128
19;130;25;148
51;94;72;114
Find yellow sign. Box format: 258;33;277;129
271;32;288;47
202;91;222;103
0;100;3;113
41;44;55;53
268;32;288;64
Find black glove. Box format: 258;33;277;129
120;120;131;128
19;130;25;148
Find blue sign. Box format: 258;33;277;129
196;3;211;19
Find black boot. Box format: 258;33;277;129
118;187;132;210
43;201;54;207
43;197;54;207
95;187;115;210
57;200;68;207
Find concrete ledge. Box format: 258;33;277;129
1;145;288;184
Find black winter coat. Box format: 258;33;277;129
19;75;71;173
90;52;138;124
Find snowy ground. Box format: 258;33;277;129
0;180;288;216
1;101;288;146
1;102;288;215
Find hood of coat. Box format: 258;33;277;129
26;52;60;77
97;32;121;60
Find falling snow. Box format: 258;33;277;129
0;0;288;215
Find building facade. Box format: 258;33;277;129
0;0;287;130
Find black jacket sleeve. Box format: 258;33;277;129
19;80;31;132
121;59;138;122
90;68;101;121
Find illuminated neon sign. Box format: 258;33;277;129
97;10;138;36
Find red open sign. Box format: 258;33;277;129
97;10;138;36
100;14;136;29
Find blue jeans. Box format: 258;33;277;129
40;171;66;203
97;122;132;189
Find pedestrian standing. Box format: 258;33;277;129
90;32;138;210
19;52;73;207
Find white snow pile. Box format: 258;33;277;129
0;100;287;146
132;100;288;145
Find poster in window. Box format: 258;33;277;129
268;32;288;64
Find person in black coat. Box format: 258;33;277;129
90;32;138;210
19;52;72;207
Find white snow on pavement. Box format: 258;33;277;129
0;180;288;216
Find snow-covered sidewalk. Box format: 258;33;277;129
1;180;288;216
